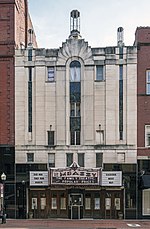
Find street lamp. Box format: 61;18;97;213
1;172;6;224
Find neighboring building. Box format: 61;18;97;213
135;27;150;219
0;0;37;218
15;10;137;219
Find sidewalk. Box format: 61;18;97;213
0;219;150;229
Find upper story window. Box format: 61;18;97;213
96;66;104;81
96;153;103;168
145;125;150;147
66;153;73;167
70;61;81;82
27;153;34;162
47;67;55;81
146;70;150;94
78;153;84;167
48;131;54;146
48;153;55;167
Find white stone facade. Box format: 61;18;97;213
15;38;137;168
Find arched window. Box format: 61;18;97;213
70;61;81;82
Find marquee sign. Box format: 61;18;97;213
51;162;100;185
101;171;122;186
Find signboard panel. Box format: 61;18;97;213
51;168;100;185
30;171;48;186
101;171;122;186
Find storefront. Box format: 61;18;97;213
28;164;123;219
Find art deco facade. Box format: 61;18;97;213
15;11;137;219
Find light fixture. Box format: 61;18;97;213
1;173;6;181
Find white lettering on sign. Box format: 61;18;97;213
51;168;100;185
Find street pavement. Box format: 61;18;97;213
0;219;150;229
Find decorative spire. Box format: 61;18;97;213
69;10;82;39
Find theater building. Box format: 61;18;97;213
15;10;137;219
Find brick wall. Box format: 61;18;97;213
135;27;150;156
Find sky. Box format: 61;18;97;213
28;0;150;49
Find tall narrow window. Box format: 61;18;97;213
119;47;123;59
146;70;150;95
66;153;73;167
96;66;104;81
70;61;81;145
28;49;32;61
70;61;81;82
119;65;123;140
96;153;103;168
48;153;55;167
28;67;32;132
78;153;84;167
47;67;55;81
48;131;54;146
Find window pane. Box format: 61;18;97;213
67;153;73;167
70;61;81;82
48;153;55;167
48;67;54;81
70;103;75;117
70;117;81;131
96;66;103;81
147;71;150;82
27;153;34;162
78;153;84;167
70;82;81;102
70;131;75;145
76;131;80;145
76;103;80;117
96;153;103;167
147;83;150;94
48;131;54;145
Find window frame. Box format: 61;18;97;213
96;65;104;81
70;61;81;82
48;131;55;146
47;66;55;82
96;153;103;168
78;153;84;167
48;153;55;168
66;153;73;167
27;153;34;162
